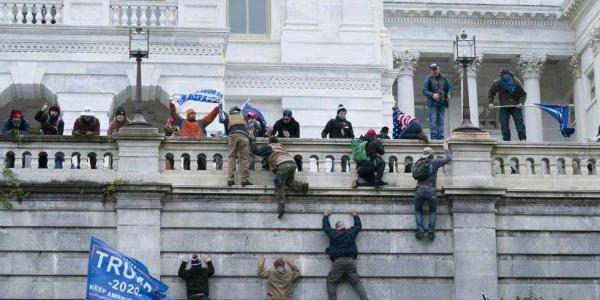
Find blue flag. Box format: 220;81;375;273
176;88;223;106
86;237;172;300
241;100;268;127
532;104;575;138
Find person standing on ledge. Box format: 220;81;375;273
257;257;301;300
224;106;252;187
322;104;354;139
323;209;369;300
179;254;215;300
422;63;453;140
412;141;452;241
272;109;300;138
488;67;527;141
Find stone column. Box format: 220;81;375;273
570;55;586;142
393;50;420;115
519;54;547;142
457;56;484;128
591;28;600;137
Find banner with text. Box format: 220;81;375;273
175;88;224;106
86;237;171;300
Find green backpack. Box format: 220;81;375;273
412;157;432;181
351;138;369;163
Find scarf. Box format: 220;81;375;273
500;75;516;94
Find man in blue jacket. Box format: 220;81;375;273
422;63;453;140
323;209;368;300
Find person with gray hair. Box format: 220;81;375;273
412;141;452;240
322;209;368;300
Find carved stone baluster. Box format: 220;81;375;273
167;6;176;26
30;4;37;24
0;4;6;24
54;5;62;24
16;4;25;24
131;6;140;26
150;6;159;26
158;6;167;26
111;5;120;26
120;5;128;25
7;3;16;24
24;4;33;24
140;6;148;26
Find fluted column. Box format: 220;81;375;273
519;54;547;142
569;55;586;142
393;50;420;115
457;56;484;128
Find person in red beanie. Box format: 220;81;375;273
352;129;387;188
179;254;214;300
1;110;31;135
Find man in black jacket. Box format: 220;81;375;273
352;129;387;188
321;104;354;139
271;109;300;138
178;254;215;300
323;209;368;300
35;102;64;135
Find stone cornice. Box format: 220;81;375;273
224;76;381;91
385;14;571;28
562;0;590;19
0;40;223;56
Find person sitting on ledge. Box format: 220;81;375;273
72;106;100;136
179;254;214;300
251;135;309;219
1;109;31;136
169;100;220;138
352;129;387;188
107;106;130;136
323;209;369;300
392;106;428;142
376;126;391;139
35;102;64;135
258;257;301;300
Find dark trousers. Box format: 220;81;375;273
356;158;385;186
499;107;526;141
274;162;304;211
327;257;369;300
189;294;208;300
415;186;437;232
398;121;423;140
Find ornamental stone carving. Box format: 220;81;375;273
569;55;582;78
518;54;547;78
392;50;420;75
225;77;380;91
0;41;223;56
590;28;600;56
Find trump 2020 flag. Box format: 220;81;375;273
86;237;172;300
176;88;223;106
532;103;575;138
241;100;268;127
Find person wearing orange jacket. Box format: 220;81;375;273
168;101;221;137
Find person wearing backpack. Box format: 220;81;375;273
412;141;452;240
351;129;387;188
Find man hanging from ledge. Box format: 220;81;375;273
251;135;309;218
1;110;31;136
257;257;301;300
179;254;215;300
168;100;220;138
323;209;369;300
72;106;100;136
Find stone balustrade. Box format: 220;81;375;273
0;1;63;25
110;0;177;27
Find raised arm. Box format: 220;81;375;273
322;212;336;239
286;259;301;281
199;106;220;127
257;257;270;278
178;261;188;279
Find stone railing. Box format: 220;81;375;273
110;0;177;27
0;1;63;25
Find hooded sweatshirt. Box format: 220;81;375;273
178;261;215;298
107;117;130;135
35;106;64;135
258;260;301;300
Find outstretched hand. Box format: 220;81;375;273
324;210;332;216
351;209;358;216
41;102;48;111
443;141;449;152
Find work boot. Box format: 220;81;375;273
277;203;287;219
427;231;435;241
241;181;253;187
375;180;388;186
415;229;425;239
352;179;359;189
227;180;235;186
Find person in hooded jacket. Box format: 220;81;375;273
72;107;100;136
321;104;354;139
323;209;368;300
1;110;31;135
488;67;527;141
169;101;220;138
258;257;301;300
352;129;387;188
179;254;215;300
35;102;64;135
107;106;130;136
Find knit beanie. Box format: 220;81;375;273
116;107;126;117
11;110;22;119
186;108;196;116
366;129;377;137
283;109;292;117
191;255;201;267
336;104;346;115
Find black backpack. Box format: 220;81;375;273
412;157;432;181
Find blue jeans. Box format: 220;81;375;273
499;107;526;141
398;121;423;139
428;103;445;140
415;186;437;232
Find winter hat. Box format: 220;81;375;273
185;108;196;116
229;106;241;114
81;106;94;117
11;110;22;119
191;255;201;267
116;106;126;117
274;258;285;268
366;129;377;137
421;147;433;159
337;104;346;115
282;109;292;118
49;105;60;113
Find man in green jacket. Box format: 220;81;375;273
251;135;309;218
488;67;527;141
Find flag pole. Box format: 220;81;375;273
491;104;575;108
